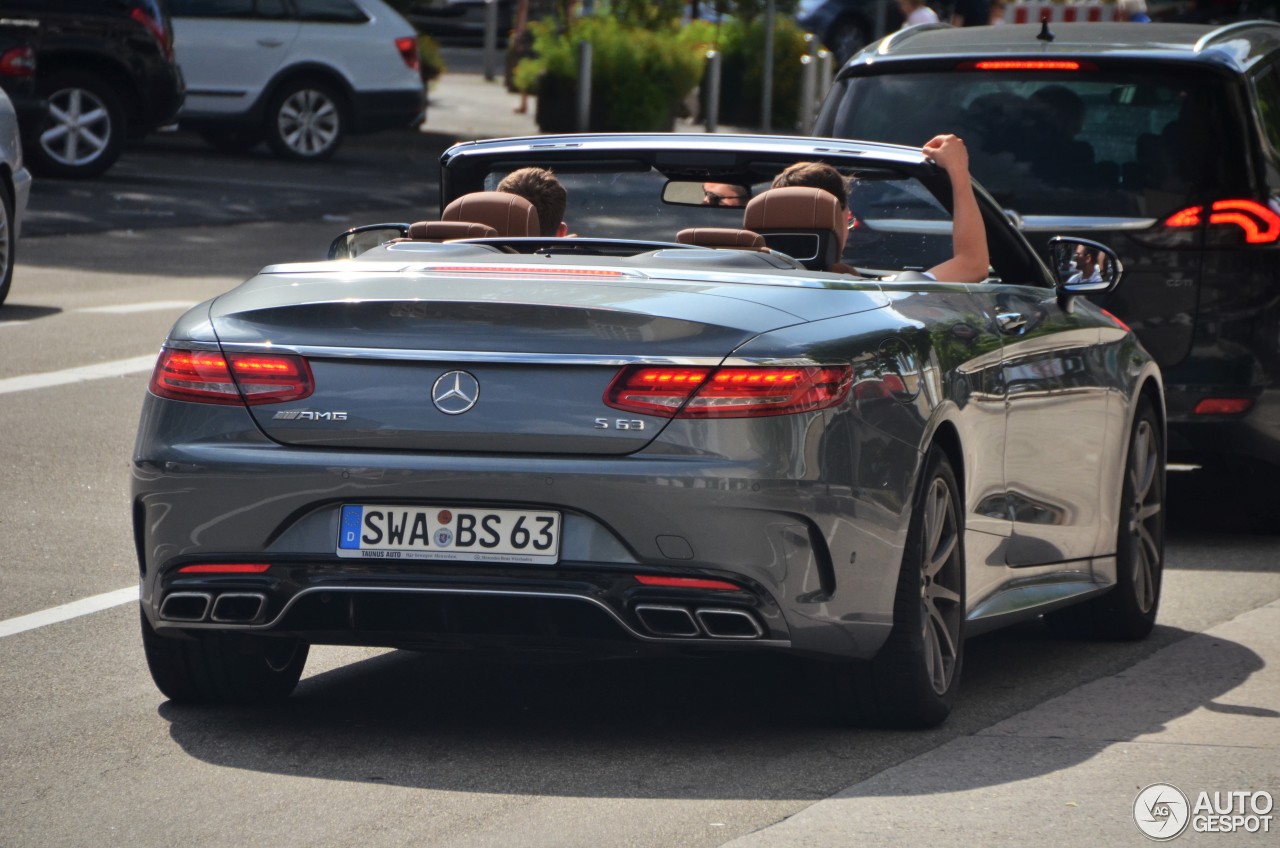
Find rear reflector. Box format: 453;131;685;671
150;348;314;405
1193;398;1254;415
130;6;173;61
395;36;420;72
177;563;271;574
605;365;852;418
1164;199;1280;244
635;575;740;591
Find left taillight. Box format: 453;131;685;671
395;36;420;72
0;47;35;78
149;348;314;405
605;365;852;418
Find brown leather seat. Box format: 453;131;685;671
441;191;540;237
407;220;498;241
675;227;767;250
742;187;844;271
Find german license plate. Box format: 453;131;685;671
337;505;560;564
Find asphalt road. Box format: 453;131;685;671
1;129;1278;848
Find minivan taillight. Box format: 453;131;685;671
0;47;35;77
150;349;313;405
1164;199;1280;245
395;36;420;72
605;365;852;418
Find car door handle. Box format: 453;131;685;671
257;38;285;47
997;311;1028;334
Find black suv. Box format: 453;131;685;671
3;0;185;178
816;21;1280;475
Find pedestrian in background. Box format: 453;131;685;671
950;0;990;27
1118;0;1152;22
898;0;940;26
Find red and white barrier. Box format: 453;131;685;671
1004;3;1122;24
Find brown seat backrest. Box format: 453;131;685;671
676;227;767;250
407;220;499;241
742;187;843;271
441;191;540;237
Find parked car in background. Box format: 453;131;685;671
135;133;1165;728
0;19;40;140
169;0;426;161
816;20;1280;478
0;0;184;179
0;87;34;305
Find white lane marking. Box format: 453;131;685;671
79;301;196;315
0;586;138;639
0;321;27;329
0;354;157;395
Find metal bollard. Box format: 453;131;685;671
704;50;721;133
576;39;592;132
799;54;816;135
483;0;498;82
817;50;833;102
762;0;775;132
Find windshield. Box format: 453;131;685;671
821;69;1248;217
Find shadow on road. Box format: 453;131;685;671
156;619;1259;801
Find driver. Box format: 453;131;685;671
496;167;570;237
770;134;989;283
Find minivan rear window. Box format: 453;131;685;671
820;70;1247;217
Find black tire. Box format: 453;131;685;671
1046;397;1165;640
141;605;309;705
0;178;13;306
835;447;966;728
199;127;264;155
28;71;127;179
264;79;346;162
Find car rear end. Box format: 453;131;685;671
133;259;906;663
815;22;1280;468
121;0;185;134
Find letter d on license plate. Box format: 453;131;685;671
337;505;560;564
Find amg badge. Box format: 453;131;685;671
273;410;348;421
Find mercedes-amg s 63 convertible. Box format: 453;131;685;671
133;133;1165;727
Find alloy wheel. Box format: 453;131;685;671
921;476;962;695
277;89;340;156
40;87;113;167
1127;418;1162;613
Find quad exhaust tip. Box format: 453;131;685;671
210;592;267;624
634;604;763;639
159;592;212;622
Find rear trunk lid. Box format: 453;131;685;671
207;262;886;454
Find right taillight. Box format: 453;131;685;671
395;36;420;72
605;364;852;418
1164;199;1280;245
149;348;313;405
0;47;35;77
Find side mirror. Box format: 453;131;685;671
328;223;410;259
1048;236;1123;296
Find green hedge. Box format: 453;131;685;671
706;15;810;130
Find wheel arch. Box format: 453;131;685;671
256;63;356;119
37;51;138;132
925;417;965;507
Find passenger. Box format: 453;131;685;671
771;134;989;282
496;166;570;237
701;182;750;207
1067;245;1104;284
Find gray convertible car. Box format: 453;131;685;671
133;134;1165;727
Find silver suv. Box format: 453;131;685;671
170;0;425;161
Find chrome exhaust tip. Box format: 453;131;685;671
634;604;700;638
210;592;267;624
695;608;763;639
159;592;212;622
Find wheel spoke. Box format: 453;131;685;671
927;531;956;578
1136;500;1161;522
926;582;960;604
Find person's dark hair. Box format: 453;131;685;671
771;162;851;209
496;167;567;236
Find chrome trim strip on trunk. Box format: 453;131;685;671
1012;215;1158;233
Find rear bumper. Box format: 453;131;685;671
349;88;426;134
1165;386;1280;468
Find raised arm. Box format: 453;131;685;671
921;134;990;283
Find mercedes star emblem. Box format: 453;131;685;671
431;370;480;415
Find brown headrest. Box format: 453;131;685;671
407;220;498;241
743;187;844;235
676;228;767;250
441;191;540;237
